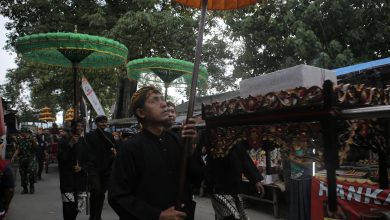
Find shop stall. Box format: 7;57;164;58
202;80;390;218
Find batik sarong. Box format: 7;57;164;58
211;194;248;220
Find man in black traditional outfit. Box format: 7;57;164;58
108;86;199;220
58;120;91;220
35;128;47;180
206;139;264;220
86;115;116;220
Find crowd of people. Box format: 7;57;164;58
2;85;271;220
0;123;65;218
57;86;265;220
107;86;265;220
0;86;320;220
0;126;61;219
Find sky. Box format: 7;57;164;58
0;15;16;85
0;15;65;124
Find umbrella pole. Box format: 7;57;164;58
186;0;207;119
164;83;169;101
72;62;80;122
176;0;208;211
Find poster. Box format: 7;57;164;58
311;177;390;219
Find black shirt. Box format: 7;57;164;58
207;141;263;194
57;136;91;193
108;129;196;220
86;129;116;174
36;134;47;160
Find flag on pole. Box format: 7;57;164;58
81;76;105;116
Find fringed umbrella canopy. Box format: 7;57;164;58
175;0;259;10
38;106;55;122
40;106;51;111
65;107;75;122
15;32;128;71
127;57;207;83
39;117;56;122
127;57;207;99
39;112;52;117
15;32;128;120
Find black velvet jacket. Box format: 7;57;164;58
86;128;116;174
108;130;198;220
57;136;91;193
206;141;263;194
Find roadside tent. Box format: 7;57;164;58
334;57;390;87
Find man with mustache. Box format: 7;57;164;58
108;86;199;220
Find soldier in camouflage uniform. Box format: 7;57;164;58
11;128;37;194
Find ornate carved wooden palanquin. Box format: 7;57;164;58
202;80;390;211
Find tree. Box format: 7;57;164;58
0;0;123;118
0;0;204;119
7;0;387;118
223;0;390;79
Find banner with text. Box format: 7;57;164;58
311;177;390;219
81;76;105;116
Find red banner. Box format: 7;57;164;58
311;177;390;220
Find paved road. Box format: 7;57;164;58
7;163;286;219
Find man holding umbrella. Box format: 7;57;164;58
86;115;117;220
108;86;200;220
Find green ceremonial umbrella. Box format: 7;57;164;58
15;32;128;120
127;57;207;99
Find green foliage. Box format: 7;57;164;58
110;9;197;60
0;0;201;120
224;0;390;79
2;0;390;120
202;35;236;95
0;0;123;119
